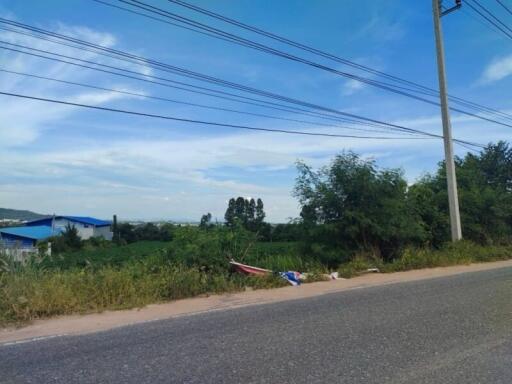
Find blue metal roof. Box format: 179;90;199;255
61;216;111;226
0;226;62;240
27;216;112;227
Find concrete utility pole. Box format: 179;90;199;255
432;0;462;241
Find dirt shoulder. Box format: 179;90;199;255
2;259;512;345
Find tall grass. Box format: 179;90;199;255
337;241;512;277
0;262;286;326
1;237;511;327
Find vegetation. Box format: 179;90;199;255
294;142;512;265
1;142;511;326
224;197;266;232
116;222;174;244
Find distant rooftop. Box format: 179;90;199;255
0;225;62;240
27;216;112;227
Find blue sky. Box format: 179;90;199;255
0;0;511;222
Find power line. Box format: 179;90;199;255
2;18;512;132
465;0;512;40
496;0;512;17
460;5;510;39
0;41;382;129
0;21;413;128
90;0;512;124
1;15;449;113
115;0;509;122
0;90;441;141
1;42;459;140
0;49;484;147
0;68;413;136
471;0;512;33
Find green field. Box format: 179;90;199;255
40;241;171;270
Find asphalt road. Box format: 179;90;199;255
1;266;511;384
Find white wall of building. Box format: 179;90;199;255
53;218;112;240
94;225;113;240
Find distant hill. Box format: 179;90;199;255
0;208;48;221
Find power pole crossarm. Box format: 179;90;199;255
432;0;463;241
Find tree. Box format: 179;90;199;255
118;223;137;243
234;197;247;226
247;198;256;228
411;141;512;246
224;198;236;227
255;198;265;227
199;213;213;230
294;152;426;263
224;196;266;232
61;223;82;251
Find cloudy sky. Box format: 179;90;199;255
0;0;511;222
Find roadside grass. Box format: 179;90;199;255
1;240;511;327
0;262;287;327
337;241;512;277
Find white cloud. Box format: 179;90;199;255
480;54;512;84
342;79;365;96
0;22;153;148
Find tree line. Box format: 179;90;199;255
293;141;512;265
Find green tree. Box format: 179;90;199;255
224;197;266;232
407;141;512;246
199;213;213;230
224;198;236;227
62;223;82;250
294;152;426;263
255;198;265;227
234;197;247;226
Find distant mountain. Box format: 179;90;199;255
0;208;48;221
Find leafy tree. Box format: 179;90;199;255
224;196;267;232
224;198;236;227
62;223;82;250
412;141;512;246
199;213;213;230
247;198;256;228
118;223;137;243
118;222;173;243
294;152;426;263
255;198;265;227
235;197;247;226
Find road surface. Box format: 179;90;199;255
1;266;511;383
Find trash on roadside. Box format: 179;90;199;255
279;271;304;286
357;267;380;275
229;260;272;276
229;259;341;286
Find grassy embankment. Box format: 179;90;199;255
1;238;511;327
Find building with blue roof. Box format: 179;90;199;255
26;215;113;241
0;226;63;248
0;215;113;261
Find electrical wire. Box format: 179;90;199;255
470;0;512;33
1;42;458;139
0;68;414;136
495;0;512;17
166;0;512;121
2;17;512;131
89;0;512;124
0;90;445;141
465;0;512;40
